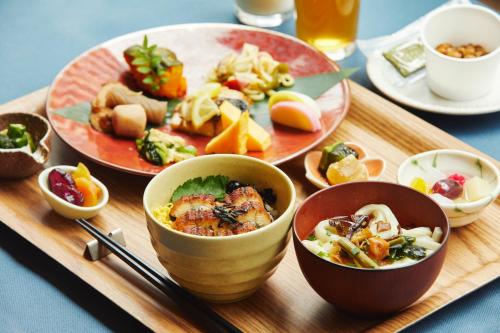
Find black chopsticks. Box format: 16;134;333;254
74;218;242;333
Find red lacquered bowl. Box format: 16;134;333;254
293;181;450;317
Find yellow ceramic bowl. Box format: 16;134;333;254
143;155;296;302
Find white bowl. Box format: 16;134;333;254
38;165;109;219
397;149;500;227
421;5;500;101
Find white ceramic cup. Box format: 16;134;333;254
421;5;500;101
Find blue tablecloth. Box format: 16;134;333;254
0;1;498;332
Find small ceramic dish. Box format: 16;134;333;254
144;154;296;303
421;4;500;101
0;112;51;178
293;181;449;316
397;149;500;227
304;142;385;189
38;165;109;219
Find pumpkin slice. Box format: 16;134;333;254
205;111;249;154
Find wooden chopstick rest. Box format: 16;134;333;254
84;228;126;261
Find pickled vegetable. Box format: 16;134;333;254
326;155;368;185
48;169;84;206
319;142;358;175
74;177;101;207
432;178;463;199
410;177;428;194
464;176;490;201
0;123;36;152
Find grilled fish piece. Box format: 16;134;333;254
173;208;220;232
170;194;216;218
235;201;272;228
225;186;264;207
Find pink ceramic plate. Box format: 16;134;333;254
47;23;350;176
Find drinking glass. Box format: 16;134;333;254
295;0;360;60
235;0;294;28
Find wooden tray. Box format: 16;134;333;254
1;81;498;332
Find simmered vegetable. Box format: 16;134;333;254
0;123;36;152
319;142;358;175
302;204;443;269
136;128;196;166
124;36;187;99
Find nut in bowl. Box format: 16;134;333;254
0;112;51;178
38;164;109;219
293;182;449;316
398;149;500;228
421;4;500;101
305;141;385;189
143;154;296;302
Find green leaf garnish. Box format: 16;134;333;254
137;66;151;74
307;234;317;241
171;175;229;202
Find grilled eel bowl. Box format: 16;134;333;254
144;155;296;302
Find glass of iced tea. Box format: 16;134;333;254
295;0;360;60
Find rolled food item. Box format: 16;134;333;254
93;82;167;125
111;104;147;138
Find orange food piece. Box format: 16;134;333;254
74;177;102;207
72;162;91;180
367;237;389;261
124;53;187;99
205;111;249;154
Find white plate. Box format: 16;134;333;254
366;51;500;115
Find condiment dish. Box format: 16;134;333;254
293;181;449;316
143;154;296;303
421;4;500;101
38;165;109;219
304;142;385;189
0;112;51;178
398;149;500;227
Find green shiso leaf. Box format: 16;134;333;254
171;175;229;202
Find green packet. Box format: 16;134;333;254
383;40;425;77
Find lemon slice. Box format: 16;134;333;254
268;91;321;118
191;93;220;129
194;83;221;99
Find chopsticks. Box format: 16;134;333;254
74;218;242;333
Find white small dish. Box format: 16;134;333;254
366;53;500;115
421;4;500;101
38;165;109;219
397;149;499;227
304;142;386;189
366;4;500;115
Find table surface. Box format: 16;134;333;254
0;1;498;332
